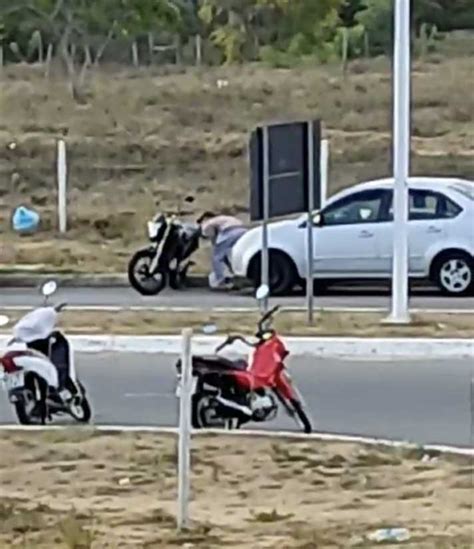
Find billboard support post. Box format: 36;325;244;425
306;122;315;324
261;126;270;313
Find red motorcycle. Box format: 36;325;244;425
175;294;312;433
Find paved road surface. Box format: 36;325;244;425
0;353;471;447
2;286;474;311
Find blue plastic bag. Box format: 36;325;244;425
12;206;40;233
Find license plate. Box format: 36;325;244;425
5;371;24;391
175;377;197;398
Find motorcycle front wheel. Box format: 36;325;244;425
290;399;312;434
128;248;167;296
67;381;92;423
68;396;92;423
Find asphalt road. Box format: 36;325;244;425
2;286;474;311
0;353;472;447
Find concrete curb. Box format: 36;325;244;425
0;273;208;288
0;334;471;358
0;425;472;456
4;305;474;315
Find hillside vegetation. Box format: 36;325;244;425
0;0;472;272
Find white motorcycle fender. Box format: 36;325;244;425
13;355;59;389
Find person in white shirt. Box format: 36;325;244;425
197;212;247;290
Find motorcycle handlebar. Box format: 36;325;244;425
54;303;67;312
214;305;280;354
215;334;256;353
258;305;280;332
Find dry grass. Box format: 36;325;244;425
0;430;471;548
1;309;472;337
0;47;473;273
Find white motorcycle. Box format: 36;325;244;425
0;281;92;425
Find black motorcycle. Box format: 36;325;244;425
128;213;201;296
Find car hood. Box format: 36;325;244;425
254;217;300;233
235;217;299;251
249;217;298;234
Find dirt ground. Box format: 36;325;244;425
0;430;471;548
1;309;473;338
0;34;473;273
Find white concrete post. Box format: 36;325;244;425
389;0;411;323
177;328;193;530
320;138;329;208
57;139;67;234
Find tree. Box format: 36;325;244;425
0;0;184;99
355;0;392;55
338;0;367;27
423;0;474;31
199;0;342;63
199;0;271;63
1;0;473;71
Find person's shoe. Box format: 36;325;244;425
210;280;234;291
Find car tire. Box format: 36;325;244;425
300;279;329;296
432;251;474;297
248;250;297;296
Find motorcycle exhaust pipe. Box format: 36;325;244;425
216;396;252;417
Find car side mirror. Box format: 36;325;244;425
313;212;324;227
298;212;324;229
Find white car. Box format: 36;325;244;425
231;177;474;296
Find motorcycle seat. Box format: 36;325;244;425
192;355;248;371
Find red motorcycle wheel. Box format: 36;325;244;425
290;399;312;434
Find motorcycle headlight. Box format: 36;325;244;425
147;221;161;239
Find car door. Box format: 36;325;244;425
378;188;463;275
407;188;462;274
312;188;392;275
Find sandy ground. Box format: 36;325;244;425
1;309;473;338
0;430;472;548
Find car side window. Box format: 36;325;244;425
321;190;390;226
388;190;462;220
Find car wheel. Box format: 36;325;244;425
300;279;329;296
432;252;473;296
248;250;297;296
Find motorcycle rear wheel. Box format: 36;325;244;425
192;393;227;429
169;269;185;290
128;249;167;296
14;375;47;425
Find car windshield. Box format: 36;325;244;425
450;182;474;201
